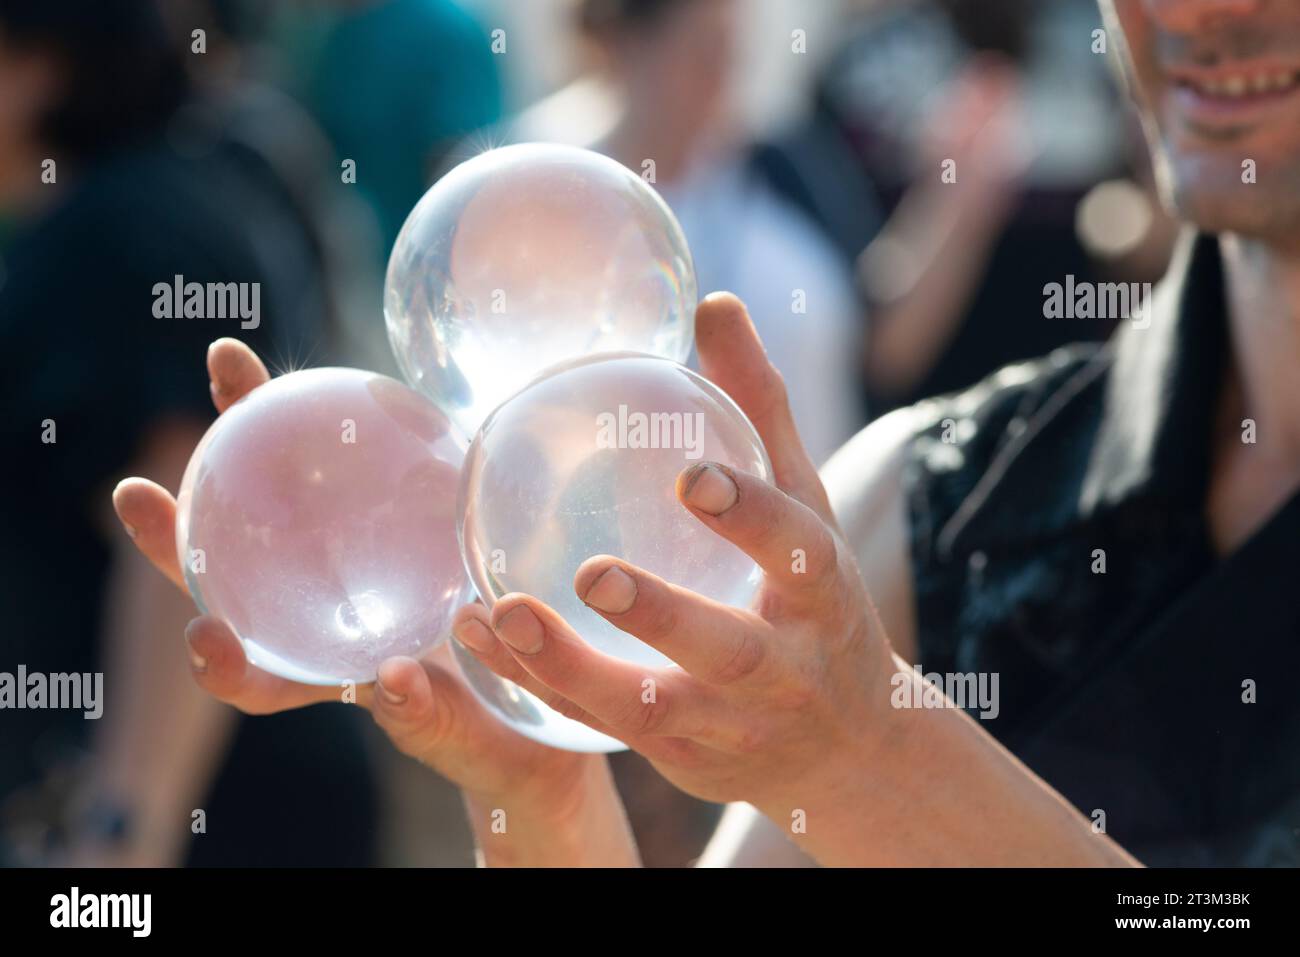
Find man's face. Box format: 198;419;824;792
1103;0;1300;244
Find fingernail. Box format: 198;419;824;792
376;678;406;707
681;464;738;515
184;621;208;672
493;604;544;655
582;566;637;614
209;380;225;403
453;618;497;653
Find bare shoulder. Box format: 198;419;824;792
820;407;928;662
817;344;1104;663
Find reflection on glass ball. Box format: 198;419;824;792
175;368;471;685
384;143;696;435
457;353;771;751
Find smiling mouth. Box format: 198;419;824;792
1165;61;1300;132
1176;69;1300;98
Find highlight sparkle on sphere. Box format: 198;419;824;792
384;143;697;435
456;353;772;752
175;367;472;685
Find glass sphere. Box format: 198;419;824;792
384;143;696;436
457;353;772;751
175;368;471;685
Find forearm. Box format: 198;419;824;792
80;542;236;863
464;755;640;867
761;654;1141;867
861;183;1010;395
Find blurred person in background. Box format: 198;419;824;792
165;0;398;377
267;0;503;265
755;0;1177;416
508;0;865;468
0;0;378;865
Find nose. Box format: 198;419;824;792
1144;0;1263;31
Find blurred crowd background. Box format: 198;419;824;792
0;0;1179;867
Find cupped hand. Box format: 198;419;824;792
451;294;900;822
111;339;607;835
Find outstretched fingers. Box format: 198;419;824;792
574;556;771;684
677;463;842;610
113;478;185;591
184;616;367;714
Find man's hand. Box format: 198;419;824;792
451;293;899;830
454;294;1140;868
112;338;638;866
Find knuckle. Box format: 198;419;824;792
787;514;837;579
762;365;791;413
794;528;849;603
655;736;707;770
640;589;681;641
774;664;821;712
388;727;432;760
731;722;768;756
707;629;766;685
543;689;590;725
404;713;450;755
617;689;671;735
750;493;783;536
543;646;589;694
809;527;840;578
380;698;433;739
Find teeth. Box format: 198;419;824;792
1193;71;1299;97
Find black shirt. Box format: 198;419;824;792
0;129;377;865
903;233;1300;866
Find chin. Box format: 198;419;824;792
1165;155;1300;244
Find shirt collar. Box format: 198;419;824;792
936;232;1228;559
1079;232;1228;514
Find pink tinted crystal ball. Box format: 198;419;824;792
175;367;471;685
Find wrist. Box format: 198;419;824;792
465;755;639;867
752;650;910;865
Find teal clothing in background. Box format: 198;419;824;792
282;0;503;259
